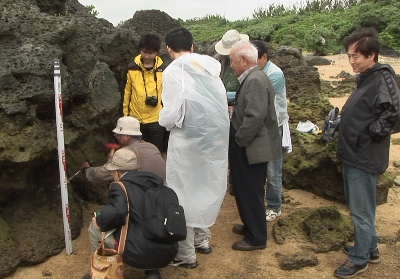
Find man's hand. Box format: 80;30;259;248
107;151;114;162
80;161;91;169
92;216;100;230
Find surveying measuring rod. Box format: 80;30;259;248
53;60;73;255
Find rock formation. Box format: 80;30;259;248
0;0;394;277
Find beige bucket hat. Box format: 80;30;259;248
215;29;249;55
112;116;142;136
104;148;140;171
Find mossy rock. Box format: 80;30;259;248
273;205;353;253
302;205;353;252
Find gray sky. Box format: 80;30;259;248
79;0;300;26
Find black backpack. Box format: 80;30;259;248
141;183;187;243
322;107;341;141
118;171;182;269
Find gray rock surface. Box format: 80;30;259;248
276;252;319;270
0;0;394;278
304;55;331;66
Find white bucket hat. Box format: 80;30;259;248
215;30;249;55
104;148;140;171
112;116;142;136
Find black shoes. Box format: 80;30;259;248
169;259;199;269
194;238;212;254
342;244;381;264
232;224;245;235
231;224;266;250
334;260;368;278
145;269;162;279
232;240;266;251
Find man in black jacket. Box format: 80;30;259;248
334;27;400;278
86;148;177;279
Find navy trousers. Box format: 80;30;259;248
229;126;268;246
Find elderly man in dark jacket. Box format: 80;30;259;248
228;40;281;251
335;27;400;279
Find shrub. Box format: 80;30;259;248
303;27;338;55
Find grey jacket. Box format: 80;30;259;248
85;139;166;181
231;67;282;164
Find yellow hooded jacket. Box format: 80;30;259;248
123;54;165;123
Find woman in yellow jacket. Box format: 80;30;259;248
123;33;166;152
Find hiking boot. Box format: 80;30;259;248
194;238;212;254
232;224;245;235
232;240;266;251
334;260;368;278
169;259;199;269
342;244;381;264
265;209;281;222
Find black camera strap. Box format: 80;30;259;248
140;67;159;99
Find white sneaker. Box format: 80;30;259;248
266;209;281;222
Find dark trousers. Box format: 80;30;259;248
140;122;165;153
229;126;267;246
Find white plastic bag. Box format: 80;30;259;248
296;120;319;134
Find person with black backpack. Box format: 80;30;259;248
85;149;179;279
122;33;166;152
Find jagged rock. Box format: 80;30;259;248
0;0;396;277
0;1;179;277
393;160;400;168
336;70;351;79
276;252;319;270
273;206;354;252
393;176;400;186
302;206;354;252
42;269;52;276
304;55;331;66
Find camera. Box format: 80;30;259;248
227;91;236;106
145;96;158;107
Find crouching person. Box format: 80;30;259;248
85;148;177;279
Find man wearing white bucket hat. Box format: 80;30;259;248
215;29;249;96
81;116;166;181
215;29;249;196
215;29;249;55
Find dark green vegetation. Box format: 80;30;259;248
180;0;400;55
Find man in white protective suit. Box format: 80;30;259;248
159;26;229;269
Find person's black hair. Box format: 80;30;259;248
165;27;193;52
138;33;162;52
343;27;380;62
251;40;270;60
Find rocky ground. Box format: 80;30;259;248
6;54;400;279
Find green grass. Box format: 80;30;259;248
181;0;400;54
